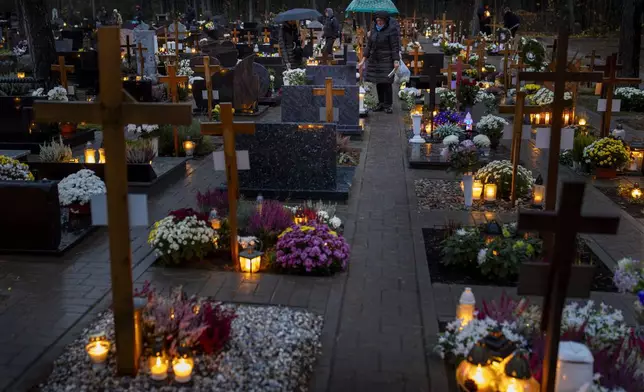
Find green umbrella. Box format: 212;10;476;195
345;0;399;16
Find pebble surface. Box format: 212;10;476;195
415;179;530;212
38;304;323;392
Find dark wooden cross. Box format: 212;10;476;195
433;13;453;36
499;92;548;204
200;103;255;265
510;57;527;91
599;54;641;137
34;27;192;376
158;65;189;155
313;77;345;123
517;182;619;392
500;48;515;88
245;31;254;46
464;38;476;62
454;57;472;87
440;63;454;90
273;43;282;57
424;67;446;136
51;55;75;89
194;56;222;120
136;43;147;76
546;38;557;60
120;35;135;66
476;41;486;79
585;50;601;72
262;29;271;44
410;47;424;76
519;25;603;211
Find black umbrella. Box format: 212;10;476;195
274;8;322;23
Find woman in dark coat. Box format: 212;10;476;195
279;21;302;69
359;12;400;113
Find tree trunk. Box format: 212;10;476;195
471;0;481;35
618;0;643;78
17;0;57;82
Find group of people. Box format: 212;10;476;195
478;5;520;37
95;5;144;27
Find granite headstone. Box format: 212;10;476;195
306;64;357;86
55;39;73;52
211;55;259;111
281;85;360;133
133;29;157;77
253;62;270;98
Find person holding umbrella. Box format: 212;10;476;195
359;12;399;113
322;8;340;64
279;20;303;69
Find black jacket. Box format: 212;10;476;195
364;20;400;84
323;16;339;39
279;23;301;66
503;12;520;29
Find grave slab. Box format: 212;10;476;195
306;64;357;86
132;30;157;77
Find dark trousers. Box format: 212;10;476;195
322;37;334;63
376;83;393;108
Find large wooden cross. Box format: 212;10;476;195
136;43;147;76
51;55;75;89
410;47;424;76
313;77;345;123
464;38;476;62
34;27;192;376
476;42;486;79
499;92;548;204
424;66;446;135
510;57;527;95
262;29;271;44
200;103;255;264
120;36;135;66
433;13;453;36
454;57;472;87
245;31;254;46
517;182;619;392
194;56;222;120
500;48;515;88
231;27;239;44
159;65;189;155
273;43;282;57
519;26;603;211
599;54;641;137
440;63;454;90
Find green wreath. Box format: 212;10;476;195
519;38;546;69
496;28;512;44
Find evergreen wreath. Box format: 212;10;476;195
496;28;512;44
519;37;546;69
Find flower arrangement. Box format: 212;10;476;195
268;69;276;92
135;284;235;356
447;140;482;176
583;137;630;169
443;42;465;56
457;79;480;107
478;232;542;278
247;200;293;248
474;90;497;113
441;227;484;267
57;169;106;206
467;53;479;66
204;21;215;30
615;87;644;112
47;86;69;101
442;135;460;147
486;43;499;54
433;110;463;127
126;123;159;137
148;209;217;264
405;41;421;52
176;59;194;77
126;139;158;163
0;155;34;181
436;87;458;110
282;68;307;86
39;137;73;163
519;37;546;70
275;222;350;275
521;83;542;94
613;257;644;293
475;160;534;199
435;123;464;139
473;134;491;148
529;87;572;106
476;114;508;149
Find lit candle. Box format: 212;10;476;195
535;113;540;125
173;358;193;383
545;112;550;125
98;148;106;164
86;341;109;364
472;180;483;200
530;114;535;124
150;356;168;380
564;113;570;125
484;183;497;202
578;118;587;126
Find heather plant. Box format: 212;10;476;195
125;138;157;163
39;137;73;162
275;222;350;275
196;188;229;216
247;200;293;248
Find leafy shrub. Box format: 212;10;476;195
39;137;72;162
441;227;484;267
434;123;464;139
158;119;215;157
478;235;542;278
475;160;534;199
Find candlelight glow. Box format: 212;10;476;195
172;358;193;383
473;180;483;200
578;118;587;126
484;183;497;202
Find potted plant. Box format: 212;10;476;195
457;79;480;110
57;169;106;216
583;137;630;179
475;160;534;199
475;114;508;150
445;139;482;207
126;123;160;157
0;155;34;181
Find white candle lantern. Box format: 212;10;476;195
409;112;424;143
554;342;594;392
359;86;367;116
463;174;474;207
456;287;475;327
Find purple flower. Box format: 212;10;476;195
639;290;644;306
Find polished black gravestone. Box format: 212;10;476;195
55;38;73;52
254;56;285;90
211;55;266;115
217;123;352;200
281;85;362;136
306;63;357;86
123;80;153;102
60;29;84;50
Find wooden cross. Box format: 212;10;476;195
454;57;472;87
273;43;282;57
519;26;603;211
440;63;454;90
599;54;641;137
424;67;446;135
231;27;239;44
200;103;255;265
476;42;486;79
120;36;135;66
245;31;254;46
312;77;345;123
490;15;503;36
136;43;147;76
194;56;222;120
546;38;557;60
433;13;453;36
510;57;527;92
262;29;271;44
158;65;189;155
464;38;476;62
517;182;619;392
500;48;514;88
410;47;424;76
499;92;549;203
585;50;601;72
51;55;75;89
33;27;192;376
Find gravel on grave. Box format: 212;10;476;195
39;305;323;392
415;179;531;212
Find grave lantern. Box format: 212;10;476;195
484;183;497;202
17;72;25;79
172;345;194;383
481;327;516;367
455;344;496;392
632;183;642;200
532;175;545;208
98;148;106;164
148;338;169;380
472;180;484;200
183;136;196;157
612;123;625;140
578;118;587;126
359;86;366;115
239;248;263;273
209;208;221;229
630;151;644;171
84;142;96;163
456;287;475;327
498;350;540;392
85;331;110;366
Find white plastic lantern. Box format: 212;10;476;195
359;86;367;115
535;127;574;150
554;342;594;392
409;113;424;143
456;287;475;327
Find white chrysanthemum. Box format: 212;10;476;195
57;169;106;206
473;134;491;148
477;248;488;265
329;216;342;229
442;135;459;146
